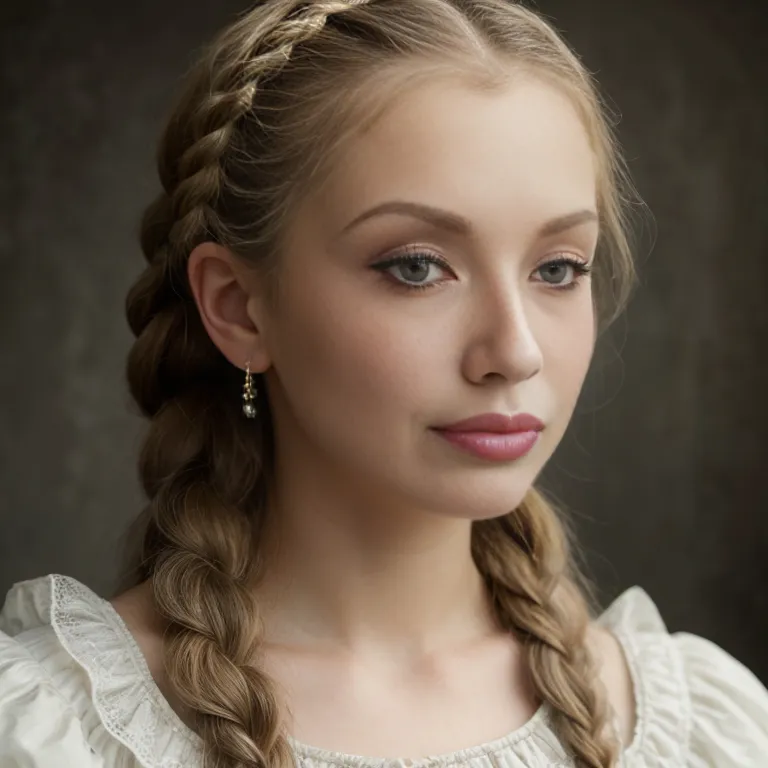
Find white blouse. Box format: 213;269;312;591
1;574;767;767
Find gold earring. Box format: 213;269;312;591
242;361;258;419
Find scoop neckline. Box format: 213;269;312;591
53;574;642;766
90;582;555;765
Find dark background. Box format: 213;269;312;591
1;0;766;680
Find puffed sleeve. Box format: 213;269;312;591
0;629;103;767
675;631;768;766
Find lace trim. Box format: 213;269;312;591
48;574;202;768
38;575;691;768
49;574;562;767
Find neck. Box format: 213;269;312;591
253;464;498;654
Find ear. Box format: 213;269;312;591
187;242;272;373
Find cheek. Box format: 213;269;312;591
543;295;596;411
271;268;425;429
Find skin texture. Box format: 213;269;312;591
112;74;635;756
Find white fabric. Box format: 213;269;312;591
0;573;766;767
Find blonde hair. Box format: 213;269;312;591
119;1;640;766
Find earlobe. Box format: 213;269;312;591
186;241;272;373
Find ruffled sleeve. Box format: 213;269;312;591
676;631;768;766
598;586;691;765
0;628;102;766
0;574;203;768
597;586;768;767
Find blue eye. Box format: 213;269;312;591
533;256;593;291
373;251;451;292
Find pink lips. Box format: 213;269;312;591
432;412;545;461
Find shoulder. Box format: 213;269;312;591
592;585;768;765
109;579;195;727
0;573;200;765
109;579;168;687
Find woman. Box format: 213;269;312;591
1;1;767;766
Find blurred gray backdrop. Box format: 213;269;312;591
1;0;766;680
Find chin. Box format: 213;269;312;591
423;470;539;522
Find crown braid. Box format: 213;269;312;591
166;2;362;253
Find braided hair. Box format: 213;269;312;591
119;2;639;766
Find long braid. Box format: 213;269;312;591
124;4;370;767
472;489;620;767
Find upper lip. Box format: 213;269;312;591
434;412;545;434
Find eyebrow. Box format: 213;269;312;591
337;201;598;240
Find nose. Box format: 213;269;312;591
461;282;544;386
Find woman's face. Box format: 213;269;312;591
257;73;599;521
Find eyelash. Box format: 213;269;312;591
372;248;593;293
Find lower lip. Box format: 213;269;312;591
433;429;540;461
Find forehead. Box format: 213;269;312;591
314;73;597;242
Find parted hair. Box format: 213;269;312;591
118;1;639;767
